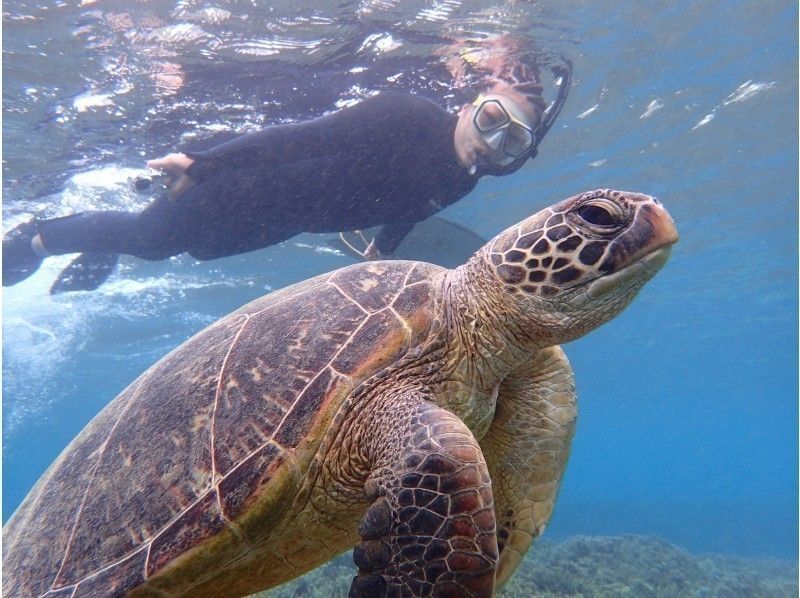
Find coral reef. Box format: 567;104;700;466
499;535;797;597
254;535;798;597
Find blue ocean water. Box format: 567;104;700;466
2;0;796;577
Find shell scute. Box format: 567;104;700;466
392;282;437;346
73;548;147;597
328;262;411;312
271;368;345;449
147;490;226;578
213;285;365;476
218;444;300;546
405;261;445;286
3;408;116;596
219;443;284;522
332;310;409;377
55;316;244;585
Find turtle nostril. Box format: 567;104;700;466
652;197;661;206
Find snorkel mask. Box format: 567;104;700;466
472;93;536;166
469;61;572;171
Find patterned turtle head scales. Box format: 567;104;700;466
479;189;678;346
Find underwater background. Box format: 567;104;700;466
3;0;797;593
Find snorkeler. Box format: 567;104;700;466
3;59;570;292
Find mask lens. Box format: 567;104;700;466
482;129;505;151
503;124;533;157
475;100;509;131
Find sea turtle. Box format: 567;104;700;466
3;189;677;597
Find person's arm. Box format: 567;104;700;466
183;119;329;183
146;112;354;197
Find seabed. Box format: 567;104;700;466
254;534;798;597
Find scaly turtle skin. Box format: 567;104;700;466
3;189;677;597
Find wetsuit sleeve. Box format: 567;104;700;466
184;122;320;182
373;221;415;255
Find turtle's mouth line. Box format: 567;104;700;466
584;245;672;299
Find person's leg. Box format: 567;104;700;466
169;175;294;261
3;196;188;286
37;210;184;260
186;224;298;261
183;205;296;261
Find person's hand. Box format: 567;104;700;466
146;153;195;199
363;239;384;261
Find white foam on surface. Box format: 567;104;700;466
3;260;90;435
2;262;253;437
72;91;115;113
2;165;257;437
357;32;402;54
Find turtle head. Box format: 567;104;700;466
481;189;678;346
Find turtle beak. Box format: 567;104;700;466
647;197;679;248
584;200;677;301
608;196;679;272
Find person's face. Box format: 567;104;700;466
454;87;540;169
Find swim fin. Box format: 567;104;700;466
333;230;372;259
2;219;43;286
50;253;119;294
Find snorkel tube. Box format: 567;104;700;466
528;59;572;160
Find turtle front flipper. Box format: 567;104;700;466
479;346;577;588
350;392;498;597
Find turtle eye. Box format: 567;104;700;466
576;202;618;227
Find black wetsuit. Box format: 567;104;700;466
38;92;525;260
